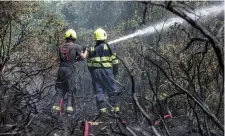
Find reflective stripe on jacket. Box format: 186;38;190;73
88;43;118;68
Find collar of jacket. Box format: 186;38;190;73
95;41;105;46
66;39;75;43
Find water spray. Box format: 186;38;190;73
108;5;224;45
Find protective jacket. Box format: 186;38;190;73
87;43;118;69
58;41;82;66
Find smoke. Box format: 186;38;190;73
108;5;224;45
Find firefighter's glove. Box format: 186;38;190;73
82;45;88;52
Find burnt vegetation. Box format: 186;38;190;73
0;1;224;136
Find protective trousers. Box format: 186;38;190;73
52;66;76;114
90;69;121;113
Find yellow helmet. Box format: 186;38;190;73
94;28;107;40
64;29;77;40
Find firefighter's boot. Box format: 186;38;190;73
66;106;73;116
52;106;60;115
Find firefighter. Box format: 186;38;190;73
87;28;121;114
52;29;87;116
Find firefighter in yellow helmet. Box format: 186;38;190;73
87;28;121;114
52;29;87;116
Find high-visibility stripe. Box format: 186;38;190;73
103;44;108;50
66;106;73;111
88;58;118;66
88;62;112;68
112;59;119;64
88;56;112;62
111;107;120;112
100;108;107;113
52;106;60;111
111;56;117;60
90;47;94;51
88;55;118;62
